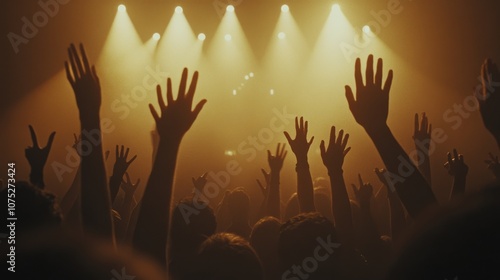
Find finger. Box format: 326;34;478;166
422;112;428;131
328;126;336;148
28;125;39;148
202;172;208;179
355;57;363;89
115;145;119;159
345;86;356;113
45;132;56;151
453;149;459;160
458;154;464;162
447;152;452;164
120;145;125;158
79;43;91;73
351;184;358;196
320;140;326;157
192;99;207;120
178;68;188;99
375;58;383;87
73;133;78;143
284;131;292;144
70;43;84;77
166;78;174;105
156;85;166;111
358;173;364;187
267;150;272;161
186;71;199;103
428;124;432;136
91;66;100;87
105;150;110;160
343;147;351;156
294;117;299;135
124;147;130;159
383;69;394;96
336;129;344;146
341;133;350;150
127;155;137;165
64;61;75;85
308;136;314;146
68;45;80;80
414;113;419;135
261;168;269;177
366;55;374;86
275;143;280;157
304;120;309;135
125;172;131;183
149;104;160;123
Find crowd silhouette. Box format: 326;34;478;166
2;42;500;280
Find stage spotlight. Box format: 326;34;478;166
363;25;371;33
175;6;183;14
332;4;340;12
281;4;289;12
270;89;275;95
152;33;160;40
226;5;235;12
118;4;126;12
198;33;206;41
232;89;237;95
224;34;232;41
249;72;254;77
278;32;286;39
244;75;249;80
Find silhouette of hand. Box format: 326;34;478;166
413;113;432;144
65;43;101;118
25;125;56;171
284;117;314;161
345;55;393;132
192;173;208;193
256;168;270;197
320;126;351;172
484;152;500;179
352;174;373;206
149;68;207;141
374;168;396;195
268;143;287;173
121;172;140;197
112;145;137;179
444;149;469;177
476;59;500;139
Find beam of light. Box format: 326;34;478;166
155;6;199;71
332;4;340;12
224;34;232;41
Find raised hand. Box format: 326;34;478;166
374;168;395;194
351;174;373;207
284;117;314;161
320;126;351;172
25;125;55;189
110;145;137;202
444;149;469;177
484;152;500;180
149;68;207;141
122;172;140;197
444;149;468;199
412;113;432;184
476;59;500;145
345;55;393;132
267;143;287;172
256;168;270;198
413;113;432;145
192;173;208;194
374;167;405;240
65;43;101;119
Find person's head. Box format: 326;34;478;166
187;232;264;280
0;181;61;234
228;187;250;222
283;193;299;221
250;216;281;279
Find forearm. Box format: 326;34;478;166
328;169;354;244
295;158;315;213
29;168;45;189
132;137;180;267
450;175;467;199
60;165;81;216
80;116;114;241
415;144;432;185
365;125;436;218
358;204;380;245
266;171;281;219
388;195;406;241
109;174;122;203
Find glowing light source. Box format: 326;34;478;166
118;4;126;12
225;150;235;156
332;4;340;12
198;33;206;41
281;4;289;12
363;25;371;34
270;89;275;95
278;32;286;39
224;34;232;41
175;6;183;14
232;89;237;95
249;72;254;77
226;5;235;12
152;33;160;40
244;75;249;80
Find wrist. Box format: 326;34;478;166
364;123;390;138
327;167;343;176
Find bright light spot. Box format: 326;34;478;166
270;89;275;95
226;5;235;12
224;34;232;41
278;32;286;39
152;33;160;41
118;4;126;12
198;33;206;41
225;150;235;156
281;4;289;12
363;25;371;34
249;72;254;77
332;4;340;12
244;75;249;80
232;89;237;95
175;6;183;14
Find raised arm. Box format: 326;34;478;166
413;113;432;185
109;145;137;202
65;43;114;243
476;59;500;147
266;143;287;219
444;149;469;199
284;117;315;213
319;126;353;245
132;68;206;268
351;175;379;245
24;125;56;189
344;55;436;218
